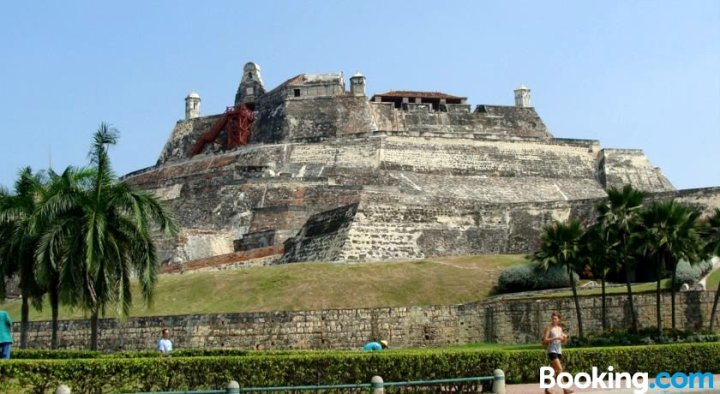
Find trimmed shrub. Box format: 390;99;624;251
11;349;102;359
3;343;719;392
674;259;714;287
497;262;578;293
568;327;720;348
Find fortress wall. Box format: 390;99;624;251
282;204;359;263
163;182;361;263
281;96;376;141
648;187;720;214
380;137;598;178
251;90;289;143
17;292;717;351
599;149;675;192
674;188;720;213
247;186;362;245
368;103;552;138
126;145;290;187
333;197;598;262
287;137;383;169
157;115;225;164
393;174;607;203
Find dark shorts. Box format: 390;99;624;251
548;352;562;361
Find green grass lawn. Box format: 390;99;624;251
0;254;527;321
707;268;720;290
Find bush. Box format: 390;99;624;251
674;259;714;287
497;262;578;293
2;343;720;392
567;327;720;348
11;349;102;359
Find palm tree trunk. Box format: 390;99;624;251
625;264;639;333
710;281;720;331
601;277;607;331
656;268;662;334
49;287;59;349
20;295;29;349
671;269;677;330
90;309;99;351
569;266;584;338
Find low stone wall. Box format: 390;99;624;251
16;291;720;351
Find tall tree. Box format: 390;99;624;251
637;201;705;331
534;219;585;339
0;169;46;348
580;222;616;332
598;185;646;333
39;123;177;350
32;166;96;349
703;209;720;330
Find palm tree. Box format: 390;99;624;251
598;185;646;333
0;168;46;348
703;209;720;330
32;166;96;349
39;123;177;350
534;219;585;339
637;201;705;331
581;222;616;331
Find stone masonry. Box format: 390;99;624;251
122;62;720;266
16;291;720;351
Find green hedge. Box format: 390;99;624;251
10;348;297;359
2;343;719;393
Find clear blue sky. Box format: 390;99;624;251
1;1;718;190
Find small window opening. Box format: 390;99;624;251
293;89;301;97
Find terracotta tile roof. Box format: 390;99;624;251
373;90;466;99
266;74;305;95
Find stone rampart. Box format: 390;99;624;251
368;103;552;138
380;136;597;178
123;132;706;265
282;204;359;263
599;149;675;192
335;197;598;261
16;291;719;351
158;115;224;164
661;187;720;215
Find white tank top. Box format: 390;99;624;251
547;327;562;354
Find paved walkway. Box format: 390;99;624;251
506;374;720;394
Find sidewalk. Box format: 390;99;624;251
505;374;720;394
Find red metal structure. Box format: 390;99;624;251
188;104;255;157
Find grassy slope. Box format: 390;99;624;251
707;269;720;290
0;255;526;321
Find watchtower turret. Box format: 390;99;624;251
514;84;531;107
350;72;366;97
185;91;201;120
235;62;266;106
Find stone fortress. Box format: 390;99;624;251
123;62;720;269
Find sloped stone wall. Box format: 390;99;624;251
599;149;675;192
123;132;711;265
334;196;598;262
282;203;359;263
